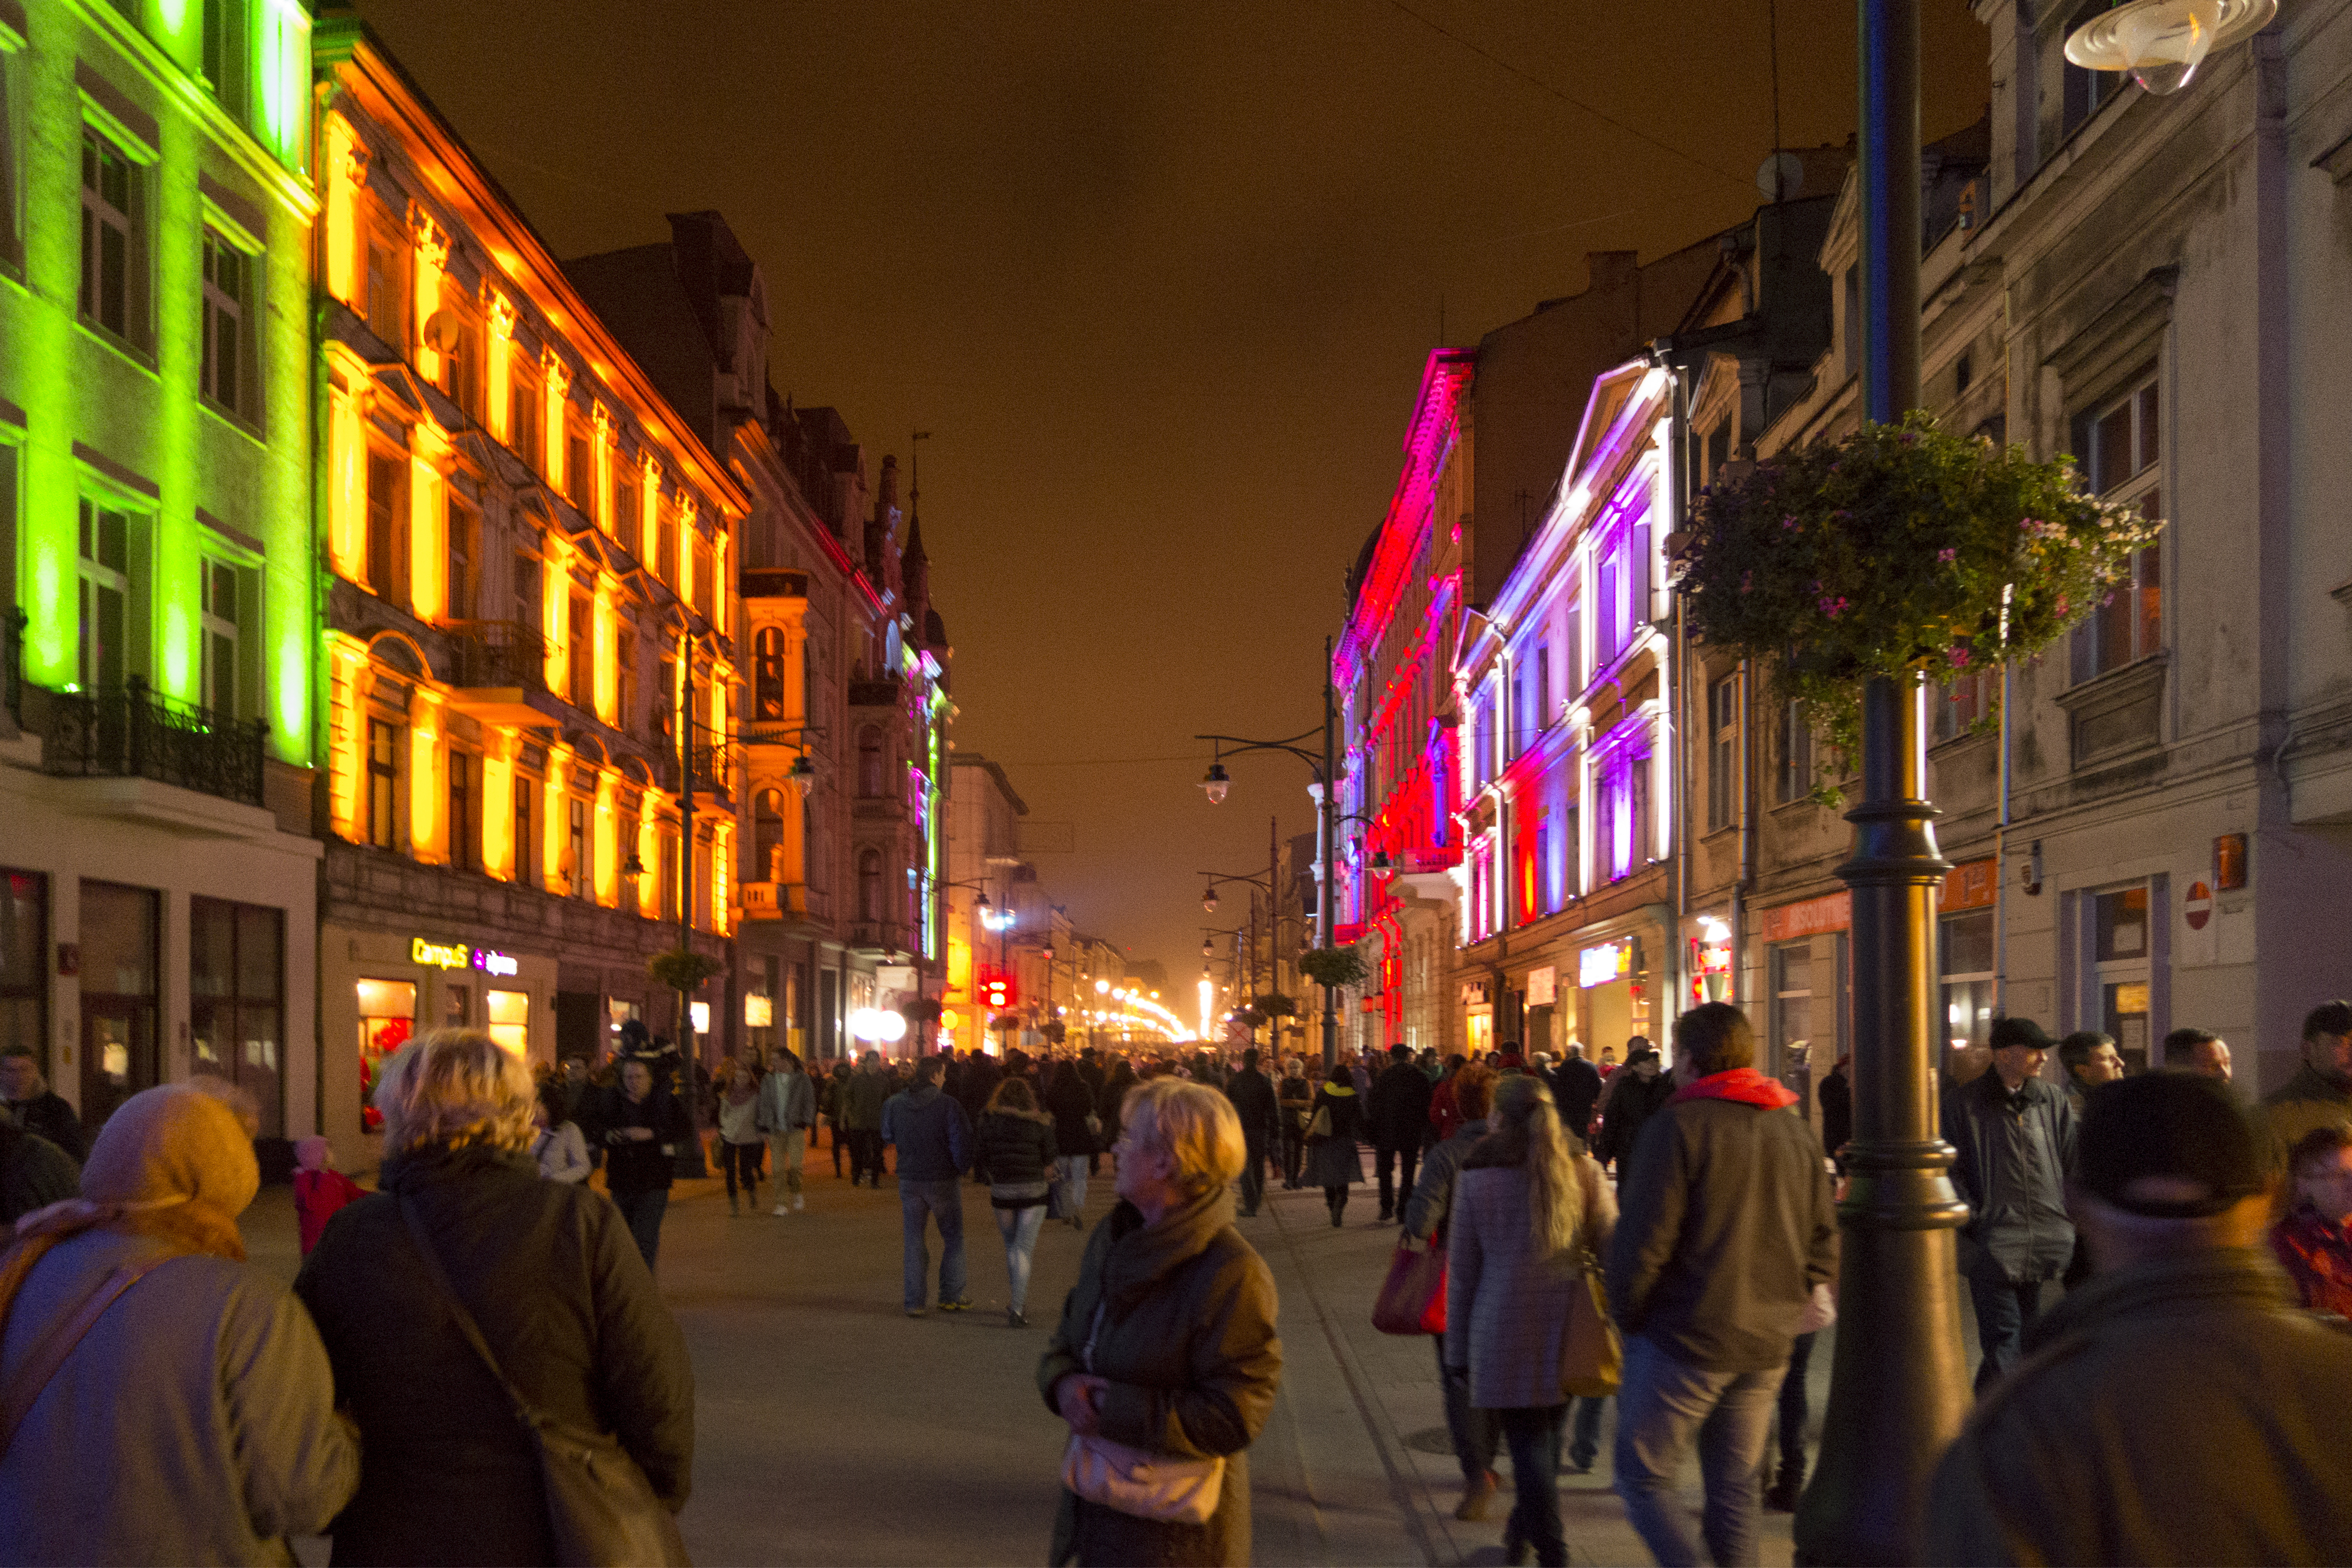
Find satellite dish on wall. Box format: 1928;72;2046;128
423;310;460;353
1756;153;1806;203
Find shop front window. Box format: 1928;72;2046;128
0;870;46;1063
1939;909;1995;1054
487;989;529;1056
190;897;283;1137
356;977;416;1133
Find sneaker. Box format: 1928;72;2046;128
939;1297;974;1313
1008;1308;1028;1329
905;1306;927;1317
771;1204;790;1216
793;1194;805;1211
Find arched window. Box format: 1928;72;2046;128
753;788;785;882
753;628;786;721
857;848;883;923
858;726;884;798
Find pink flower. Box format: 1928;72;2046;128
1938;548;1957;564
1817;595;1850;620
1783;515;1800;531
1950;646;1972;668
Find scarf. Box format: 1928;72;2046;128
1666;1067;1800;1110
0;1085;256;1333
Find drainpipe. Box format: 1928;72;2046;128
1735;660;1754;1008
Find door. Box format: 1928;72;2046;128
77;880;158;1129
81;999;156;1129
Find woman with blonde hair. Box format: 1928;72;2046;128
1038;1078;1283;1566
296;1029;694;1564
1446;1072;1616;1567
0;1084;357;1562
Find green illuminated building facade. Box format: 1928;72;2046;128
0;0;323;1139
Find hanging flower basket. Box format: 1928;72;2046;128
1251;992;1299;1019
1233;1007;1269;1029
1676;413;2160;768
647;948;723;993
1298;946;1370;990
899;997;945;1025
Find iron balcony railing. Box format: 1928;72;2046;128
37;676;267;808
445;619;550;690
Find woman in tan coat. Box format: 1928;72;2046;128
1446;1073;1617;1567
1038;1078;1283;1566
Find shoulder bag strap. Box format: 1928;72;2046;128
0;1250;181;1457
397;1195;547;1435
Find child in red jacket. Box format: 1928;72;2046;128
292;1135;365;1255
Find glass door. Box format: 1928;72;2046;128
77;880;157;1127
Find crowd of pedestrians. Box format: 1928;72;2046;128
6;990;2352;1567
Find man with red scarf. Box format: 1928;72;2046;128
1606;1002;1838;1568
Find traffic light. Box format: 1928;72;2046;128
981;973;1015;1011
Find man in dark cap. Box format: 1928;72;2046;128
1924;1072;2352;1565
1940;1016;2077;1390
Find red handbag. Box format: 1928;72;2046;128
1371;1239;1448;1335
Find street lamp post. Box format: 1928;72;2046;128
1795;2;1972;1560
1196;635;1341;1069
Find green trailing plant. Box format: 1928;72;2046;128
1041;1021;1068;1045
899;997;945;1025
1251;992;1299;1018
1233;1006;1268;1030
1298;946;1370;990
647;948;723;992
1677;413;2161;790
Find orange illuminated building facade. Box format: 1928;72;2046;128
310;19;744;1163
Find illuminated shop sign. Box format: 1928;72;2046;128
410;937;521;977
1579;941;1631;989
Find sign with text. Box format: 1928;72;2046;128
1761;891;1851;944
410;937;521;977
1579;942;1631;989
1938;858;1999;913
1526;965;1558;1007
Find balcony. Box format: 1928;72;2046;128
444;621;558;728
29;677;266;808
847;674;903;708
740;880;828;926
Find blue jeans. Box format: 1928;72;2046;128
1968;1274;2043;1392
993;1202;1047;1313
1569;1395;1609;1470
1055;1155;1089;1219
611;1187;668;1271
1614;1334;1783;1567
901;1178;968;1309
1497;1405;1569;1567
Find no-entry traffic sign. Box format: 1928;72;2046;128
2185;880;2213;931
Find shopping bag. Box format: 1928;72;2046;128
1370;1240;1448;1335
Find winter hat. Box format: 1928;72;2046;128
294;1135;334;1172
2078;1072;2266;1219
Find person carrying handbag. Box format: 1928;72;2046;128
1444;1073;1617;1567
1396;1063;1501;1519
1303;1062;1366;1227
1038;1080;1282;1567
297;1029;695;1566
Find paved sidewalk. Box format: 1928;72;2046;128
243;1140;1840;1566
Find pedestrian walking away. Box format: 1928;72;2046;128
1401;1064;1503;1520
1445;1072;1616;1567
0;1084;358;1564
601;1057;695;1270
717;1058;765;1215
888;1055;975;1314
297;1029;694;1564
1941;1015;2077;1391
1040;1078;1283;1567
1304;1061;1367;1226
978;1076;1060;1326
1550;1044;1604;1152
1924;1072;2352;1566
845;1051;894;1187
1368;1042;1435;1223
1594;1044;1674;1182
1046;1059;1101;1228
759;1050;818;1214
1607;1003;1837;1568
1222;1048;1284;1218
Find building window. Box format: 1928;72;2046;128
366;718;398;850
77;500;133;692
198;557;243;720
858;848;883;924
567;796;590;898
1776;700;1816;805
1473;699;1494;789
1593;738;1651;885
660;829;680;922
753;627;786;720
200;228;255;419
753;787;785;882
447;750;478;872
2071;366;2162;681
692;536;714;615
1563;585;1583;698
567;425;594;518
616;627;637;732
615;459;643;558
655;499;677;584
202;0;251;123
364;450;410;606
2061;0;2122;141
1707;674;1738;833
1933;667;1992;744
80;129;140;344
1771;942;1811;1059
513;775;537;887
487;989;528;1055
567;591;591;709
2094;882;2153;1070
355;976;415;1133
508;353;541;468
446;496;478;620
363;204;408;351
79;879;159;1129
436;290;481;419
1939;908;1994;1054
0;48;21;271
858;726;884;797
1534;643;1551;737
0;870;48;1068
189;896;282;1137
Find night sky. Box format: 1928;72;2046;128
356;0;1989;986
